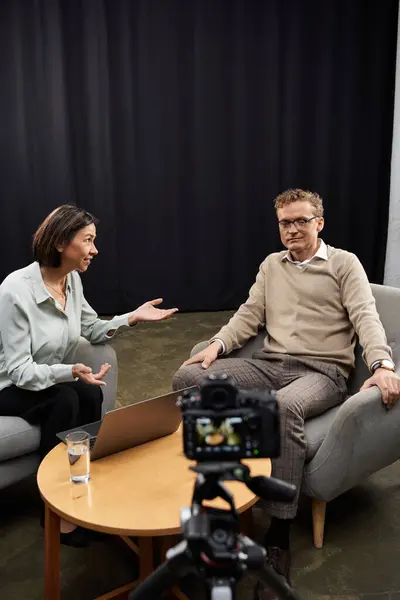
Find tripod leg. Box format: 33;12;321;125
157;537;189;600
255;565;301;600
128;543;194;600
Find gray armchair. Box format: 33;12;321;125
0;339;118;490
190;283;400;547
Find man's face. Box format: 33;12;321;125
277;201;324;254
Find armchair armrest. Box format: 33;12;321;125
68;338;118;415
303;386;400;500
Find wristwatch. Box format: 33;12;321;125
371;359;395;374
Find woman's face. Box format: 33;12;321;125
60;224;98;272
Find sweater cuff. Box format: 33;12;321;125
366;350;393;371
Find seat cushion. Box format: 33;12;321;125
0;452;41;489
305;404;342;461
0;417;41;461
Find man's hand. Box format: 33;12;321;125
128;299;178;326
72;362;111;386
360;368;400;408
182;341;222;370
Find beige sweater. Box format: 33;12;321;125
213;245;392;378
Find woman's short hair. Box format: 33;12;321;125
33;205;98;267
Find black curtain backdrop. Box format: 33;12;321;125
0;0;397;313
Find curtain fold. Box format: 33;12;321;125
0;0;398;312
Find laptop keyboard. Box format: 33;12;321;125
89;437;97;452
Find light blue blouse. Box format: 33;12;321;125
0;262;130;391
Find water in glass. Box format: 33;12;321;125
68;445;90;483
66;431;91;483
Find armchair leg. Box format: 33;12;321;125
312;499;327;548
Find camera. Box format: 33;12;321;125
178;373;280;461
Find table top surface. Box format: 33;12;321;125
37;428;271;536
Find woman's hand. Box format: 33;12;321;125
72;362;111;386
128;298;178;326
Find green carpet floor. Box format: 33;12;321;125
0;311;399;599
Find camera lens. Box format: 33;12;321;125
209;387;229;410
212;528;235;550
212;528;228;544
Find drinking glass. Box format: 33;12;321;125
66;431;90;483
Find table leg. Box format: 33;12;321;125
95;581;138;600
44;503;60;600
158;534;180;561
94;537;140;599
240;507;254;538
138;537;154;581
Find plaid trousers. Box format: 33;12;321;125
173;354;348;519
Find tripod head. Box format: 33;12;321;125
129;461;300;600
180;461;297;598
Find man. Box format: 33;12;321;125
173;188;400;599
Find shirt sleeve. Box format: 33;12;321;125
80;294;131;343
0;290;75;391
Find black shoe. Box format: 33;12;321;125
60;526;91;548
253;545;292;600
40;512;107;548
84;528;110;542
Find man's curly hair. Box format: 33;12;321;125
274;189;324;217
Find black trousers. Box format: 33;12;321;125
0;381;103;459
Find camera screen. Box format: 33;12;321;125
195;416;243;451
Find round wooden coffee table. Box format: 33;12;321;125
37;428;271;600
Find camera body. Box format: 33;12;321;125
179;373;280;461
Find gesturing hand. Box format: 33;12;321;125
360;368;400;409
72;362;111;386
128;298;178;326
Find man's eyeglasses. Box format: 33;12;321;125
278;216;319;230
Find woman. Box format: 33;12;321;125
0;204;178;546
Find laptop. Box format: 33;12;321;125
56;387;195;461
